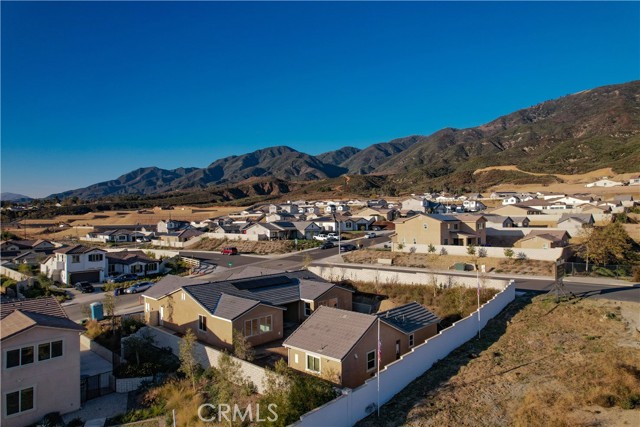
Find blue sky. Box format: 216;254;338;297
2;1;638;198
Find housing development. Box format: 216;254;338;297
2;2;639;427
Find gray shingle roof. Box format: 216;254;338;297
299;279;340;301
283;306;377;360
142;275;209;300
377;302;440;334
1;297;83;341
55;245;105;254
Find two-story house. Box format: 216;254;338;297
40;245;107;285
394;214;487;247
1;297;84;427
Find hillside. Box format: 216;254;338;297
1;192;33;202
378;81;640;189
47;80;640;200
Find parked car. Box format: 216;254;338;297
74;281;95;293
313;234;329;241
320;241;336;250
326;233;338;241
107;273;139;283
135;237;150;243
124;281;154;294
365;232;377;239
339;244;357;252
221;247;238;255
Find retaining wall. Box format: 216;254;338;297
309;265;511;291
0;265;30;281
293;282;516;426
392;242;564;261
115;376;154;393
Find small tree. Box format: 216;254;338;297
18;264;32;275
428;244;436;254
466;244;476;256
179;329;199;392
516;251;528;261
232;328;255;362
103;293;116;319
440;247;448;256
504;248;515;259
478;247;487;258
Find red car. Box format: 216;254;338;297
221;247;238;255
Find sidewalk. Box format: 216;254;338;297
311;257;638;288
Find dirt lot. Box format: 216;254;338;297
343;249;555;276
191;237;320;255
358;296;640;427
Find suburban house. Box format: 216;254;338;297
283;303;439;388
585;179;623;188
513;230;570;249
106;250;162;278
292;221;324;240
142;271;353;350
462;200;486;212
156;220;193;233
556;214;594;237
394;214;487;247
629;176;640;186
354;207;398;222
84;229;146;243
0;240;55;259
244;222;299;240
313;216;375;232
1;297;84;427
400;198;447;214
153;229;204;247
490;204;546;217
502;196;521;205
40;245;107;284
613;195;636;208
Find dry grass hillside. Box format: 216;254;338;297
358;296;640;427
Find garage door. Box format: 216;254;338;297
70;271;100;284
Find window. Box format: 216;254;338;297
304;302;312;316
478;222;484;230
444;239;448;245
88;254;103;262
244;315;272;337
294;354;299;364
6;350;20;369
71;255;80;263
423;223;428;229
306;355;320;373
198;315;207;332
108;264;116;274
131;264;143;274
181;292;186;301
146;263;158;272
6;387;34;416
21;347;34;365
409;334;415;347
145;302;150;312
366;350;376;371
38;343;50;361
51;341;62;358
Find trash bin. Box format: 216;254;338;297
90;302;104;321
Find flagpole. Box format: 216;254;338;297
477;265;481;339
377;317;380;417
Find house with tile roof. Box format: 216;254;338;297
284;303;439;388
513;230;570;249
1;297;83;427
39;245;107;285
141;270;353;349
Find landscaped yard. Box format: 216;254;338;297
191;237;321;254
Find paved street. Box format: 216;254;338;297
62;288;144;322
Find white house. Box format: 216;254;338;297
629;176;640;186
585;179;623;188
462;200;487;212
40;245;107;285
502;196;521;205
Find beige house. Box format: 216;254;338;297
142;271;353;349
284;303;439;388
394;214;486;247
514;230;570;249
1;297;84;427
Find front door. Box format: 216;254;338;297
159;306;164;326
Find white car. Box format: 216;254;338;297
313;234;329;241
365;232;377;239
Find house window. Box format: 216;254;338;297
198;315;207;332
444;239;448;245
36;340;62;362
109;264;116;274
5;387;34;416
181;292;186;301
88;254;103;262
294;354;299;364
71;255;80;263
145;302;150;312
6;346;33;368
131;264;143;274
478;222;484;230
244;315;272;337
366;350;376;371
146;263;158;272
306;354;320;373
304;302;312;316
409;334;415;347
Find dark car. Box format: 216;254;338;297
339;244;357;252
107;273;139;283
75;281;95;293
320;241;335;250
221;247;238;255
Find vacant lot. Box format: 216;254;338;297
358;296;640;427
191;237;320;255
343;249;554;276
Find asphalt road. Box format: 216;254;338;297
512;277;640;303
62;287;145;322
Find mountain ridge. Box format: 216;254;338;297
48;80;640;200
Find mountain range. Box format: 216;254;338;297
0;192;33;202
48;80;639;200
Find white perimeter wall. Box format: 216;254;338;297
292;282;516;426
392;242;565;261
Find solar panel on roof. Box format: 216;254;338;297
232;275;293;290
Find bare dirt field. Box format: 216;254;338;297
343;250;554;276
358;296;640;427
476;165;640;197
